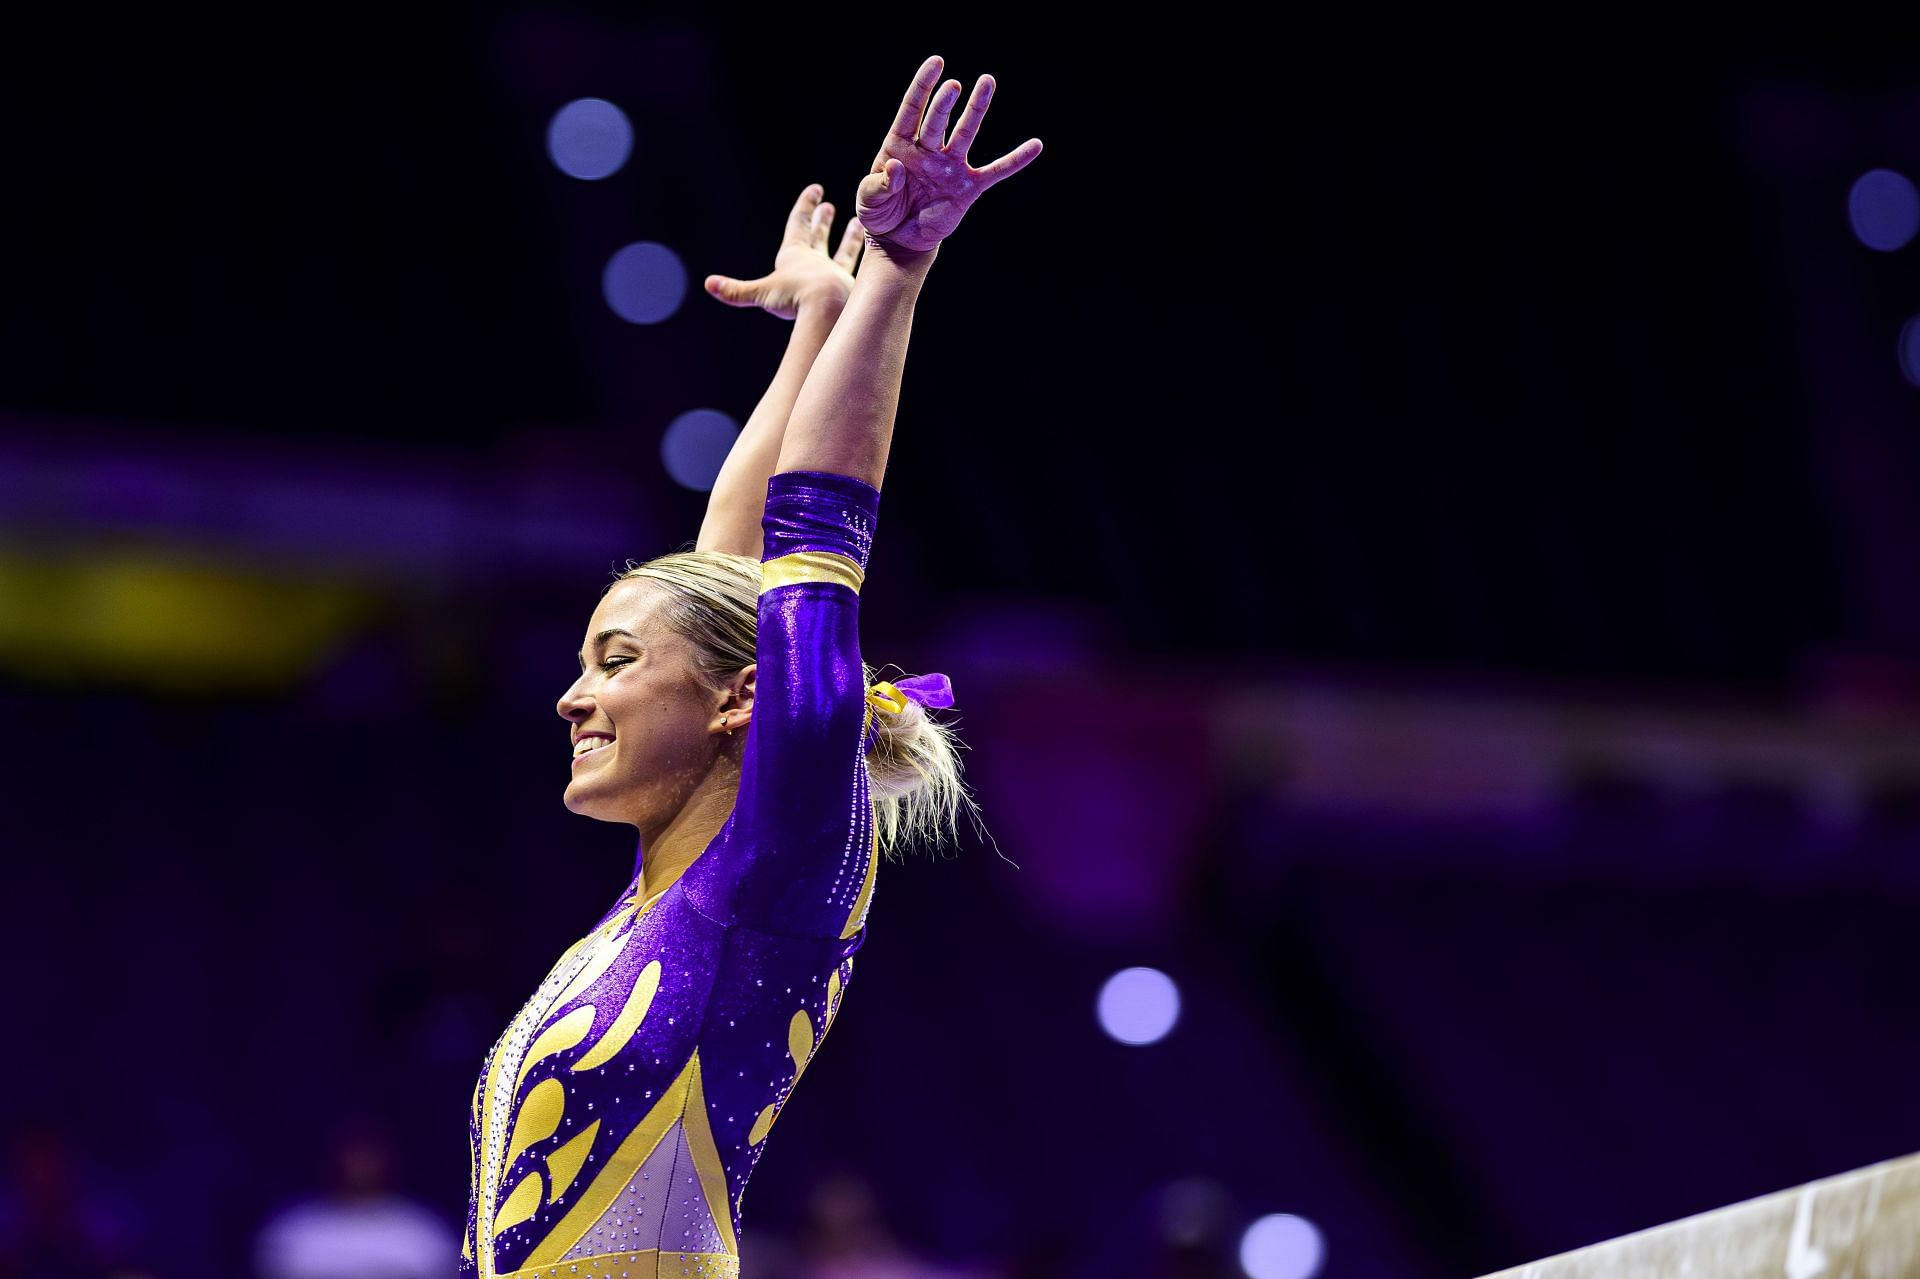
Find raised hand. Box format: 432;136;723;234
704;182;866;320
856;54;1043;258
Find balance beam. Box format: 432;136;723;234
1479;1151;1920;1277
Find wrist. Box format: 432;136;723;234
861;237;939;279
795;283;851;315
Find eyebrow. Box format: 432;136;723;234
577;627;640;671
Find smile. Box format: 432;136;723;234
572;738;614;766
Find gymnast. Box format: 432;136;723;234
459;54;1041;1278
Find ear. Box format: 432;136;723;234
725;664;756;716
712;665;757;740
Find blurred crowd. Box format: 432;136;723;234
0;1118;1246;1279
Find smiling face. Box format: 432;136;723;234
555;577;742;828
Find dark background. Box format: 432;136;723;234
4;13;1920;1278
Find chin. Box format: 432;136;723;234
562;783;598;818
563;784;624;823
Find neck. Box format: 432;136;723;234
633;752;741;898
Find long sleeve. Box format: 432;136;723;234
681;469;881;941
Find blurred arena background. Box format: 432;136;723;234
3;13;1920;1279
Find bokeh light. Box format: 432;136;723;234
1238;1214;1326;1279
660;409;740;491
1096;966;1180;1045
546;98;633;180
1157;1177;1234;1247
1847;168;1920;251
1898;315;1920;388
603;242;687;324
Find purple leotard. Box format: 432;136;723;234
460;470;882;1278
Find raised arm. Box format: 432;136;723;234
773;53;1042;488
680;57;1038;939
695;183;866;557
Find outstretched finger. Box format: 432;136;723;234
785;183;825;246
975;137;1044;188
919;79;964;148
705;273;765;307
833;218;864;271
810;201;835;251
945;74;994;157
887;54;945;143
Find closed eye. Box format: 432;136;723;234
598;658;631;672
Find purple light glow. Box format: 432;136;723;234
1239;1214;1325;1279
660;409;740;491
1848;169;1920;251
1095;966;1180;1045
1899;316;1920;388
546;98;633;181
602;242;686;325
1157;1177;1234;1247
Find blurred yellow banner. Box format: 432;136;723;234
0;543;380;693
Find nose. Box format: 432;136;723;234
557;675;592;723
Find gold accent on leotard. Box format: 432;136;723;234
521;1050;699;1268
492;1170;543;1237
570;959;661;1074
504;1077;564;1170
683;1054;740;1255
791;1007;817;1073
760;550;864;595
496;1250;738;1279
513;1004;596;1095
746;1006;819;1148
746;1101;777;1148
544;1118;600;1204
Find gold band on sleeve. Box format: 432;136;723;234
760;550;865;595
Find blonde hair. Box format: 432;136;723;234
612;550;978;858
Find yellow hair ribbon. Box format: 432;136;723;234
866;681;911;715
